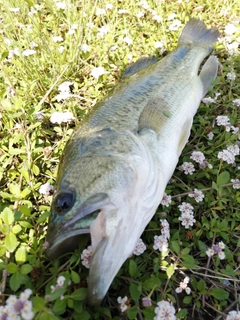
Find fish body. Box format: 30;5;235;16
46;19;219;305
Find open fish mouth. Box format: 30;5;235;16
46;210;100;259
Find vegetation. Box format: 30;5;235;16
0;0;239;319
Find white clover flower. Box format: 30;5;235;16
52;36;64;43
4;38;11;46
81;44;90;53
207;132;214;140
91;66;107;80
58;46;65;53
206;248;214;257
160;219;170;239
58;81;73;93
227;144;239;156
161;193;172;207
226;310;240;320
218;241;226;250
56;2;67;10
118;9;128;14
140;0;150;10
179;162;195;175
218;251;226;260
216;115;230;127
169;19;182;31
50;111;75;124
96;8;106;15
9;7;20;13
123;36;132;45
136;11;144;19
231;126;239;134
22;49;37;56
224;23;237;36
176;276;191;294
179;212;196;229
178;202;194;214
168;13;176;20
81;245;92;268
226;72;236;81
152;15;161;23
133;238;146;255
154;300;176;320
188;189;204;203
231;179;240;189
233;99;240;106
105;4;113;10
39;182;55;196
117;296;128;312
154;41;164;49
202;96;216;105
218;150;235;164
153;235;168;252
97;25;110;37
30;42;38;48
57;275;66;287
190;151;205;164
8;48;20;59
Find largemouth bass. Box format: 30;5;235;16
46;19;219;305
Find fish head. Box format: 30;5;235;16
46;128;159;304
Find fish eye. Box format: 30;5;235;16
53;190;75;214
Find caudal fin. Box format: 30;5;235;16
179;19;220;52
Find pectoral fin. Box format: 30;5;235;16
177;118;193;155
138;96;171;134
200;55;218;96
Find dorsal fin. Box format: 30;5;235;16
122;56;158;78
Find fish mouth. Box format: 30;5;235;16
45;226;91;260
46;193;111;259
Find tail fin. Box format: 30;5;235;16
179;19;220;51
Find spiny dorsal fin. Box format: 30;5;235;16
200;55;219;96
122;56;158;78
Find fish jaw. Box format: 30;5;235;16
46;193;111;259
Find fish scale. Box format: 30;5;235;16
46;19;220;305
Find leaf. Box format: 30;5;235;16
129;282;141;301
20;264;33;274
182;255;197;268
0;207;14;225
142;307;156;319
32;296;46;311
12;225;22;234
7;262;18;274
170;240;180;254
127;306;138;319
77;311;90;320
143;277;161;290
183;296;192;304
49;288;66;301
15;246;27;263
210;288;229;300
217;171;230;186
53;298;66;315
70;288;87;301
71;270;80;284
9;183;21;198
10;271;23;291
197;279;206;292
166;264;175;278
5;232;19;252
129;260;138;278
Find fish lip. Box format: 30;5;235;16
45;227;90;259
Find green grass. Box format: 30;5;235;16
0;0;239;319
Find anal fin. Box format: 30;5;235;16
200;55;218;96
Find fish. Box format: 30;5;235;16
46;19;219;305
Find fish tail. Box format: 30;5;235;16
178;19;220;51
